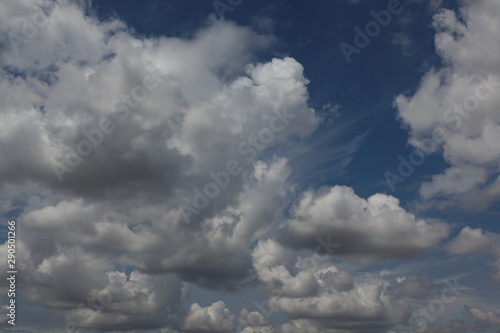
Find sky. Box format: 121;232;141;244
0;0;500;332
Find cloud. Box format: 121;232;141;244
276;185;449;263
393;32;415;56
468;307;500;327
238;308;272;327
2;1;495;332
182;301;236;332
251;240;435;331
445;226;495;255
403;306;500;332
0;0;321;330
394;0;500;209
65;271;183;331
446;227;500;283
278;319;322;333
242;327;276;333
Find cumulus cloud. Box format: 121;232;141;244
2;1;496;332
469;307;500;327
445;226;495;255
65;270;183;331
239;308;272;327
394;0;500;209
446;227;500;283
251;239;435;331
0;0;322;330
277;185;449;263
182;301;236;332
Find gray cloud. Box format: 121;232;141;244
0;0;320;330
2;1;498;332
276;185;449;263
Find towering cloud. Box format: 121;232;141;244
0;0;319;330
394;0;500;209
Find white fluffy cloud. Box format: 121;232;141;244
277;185;449;263
394;0;500;209
445;226;495;255
183;301;236;332
446;227;500;282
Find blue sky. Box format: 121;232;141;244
1;0;500;332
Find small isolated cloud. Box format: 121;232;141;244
393;32;415;56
